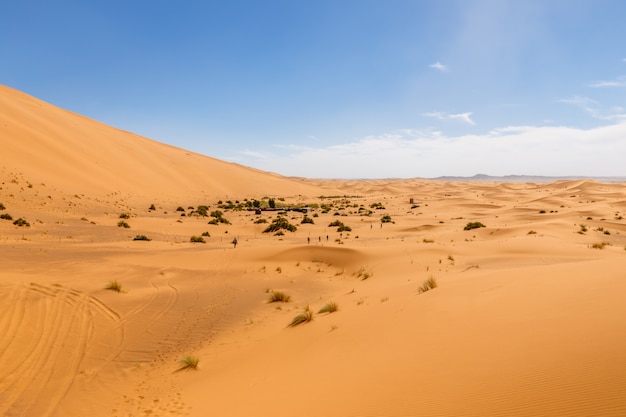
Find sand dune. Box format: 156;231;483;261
1;87;626;417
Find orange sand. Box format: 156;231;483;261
1;85;626;417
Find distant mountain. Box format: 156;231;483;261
431;174;626;183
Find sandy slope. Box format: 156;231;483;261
1;87;626;417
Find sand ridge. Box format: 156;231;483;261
1;87;626;416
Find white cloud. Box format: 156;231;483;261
423;111;476;125
559;95;626;121
429;61;449;72
588;76;626;88
232;122;626;179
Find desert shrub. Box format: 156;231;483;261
201;231;210;237
254;218;268;224
0;203;5;210
329;220;351;232
178;355;199;370
117;221;130;228
301;216;314;224
370;202;385;209
208;210;230;224
13;218;30;227
591;242;609;249
263;217;297;233
354;267;372;280
105;280;123;292
268;291;291;303
418;276;438;293
133;235;151;241
528;230;537;235
119;213;130;219
381;214;393;223
1;213;13;221
149;204;156;211
288;307;313;327
318;302;338;314
176;206;185;212
464;222;485;231
190;236;206;243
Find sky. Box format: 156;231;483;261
2;0;626;179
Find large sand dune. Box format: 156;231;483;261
1;86;626;416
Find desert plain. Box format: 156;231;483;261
1;84;626;417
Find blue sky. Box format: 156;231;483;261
2;0;626;178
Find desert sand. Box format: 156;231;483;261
1;85;626;417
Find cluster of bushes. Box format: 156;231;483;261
208;210;230;225
329;220;351;232
263;217;297;233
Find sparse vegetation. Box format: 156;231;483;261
254;218;268;224
119;213;130;219
1;213;13;221
418;276;438;293
268;291;291;303
13;218;30;227
133;235;151;241
354;267;372;280
318;302;338;314
263;216;297;233
381;214;393;223
208;210;231;225
149;204;156;211
178;355;199;370
0;203;5;210
117;221;130;228
579;224;588;234
464;222;485;231
301;216;314;224
201;231;210;237
288;306;313;327
105;280;123;292
591;242;609;249
190;235;206;243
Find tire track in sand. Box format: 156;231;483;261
0;282;121;417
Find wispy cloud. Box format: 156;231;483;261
423;111;476;125
588;76;626;88
233;122;626;179
429;61;449;72
559;95;626;121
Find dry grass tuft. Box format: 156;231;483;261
178;355;199;370
268;291;291;303
318;302;338;314
288;306;313;327
105;280;123;293
418;276;438;293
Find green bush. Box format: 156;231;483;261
263;217;297;233
301;216;314;224
1;213;12;221
119;213;130;219
117;221;130;228
381;215;393;223
190;236;206;243
13;218;30;227
464;222;485;231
